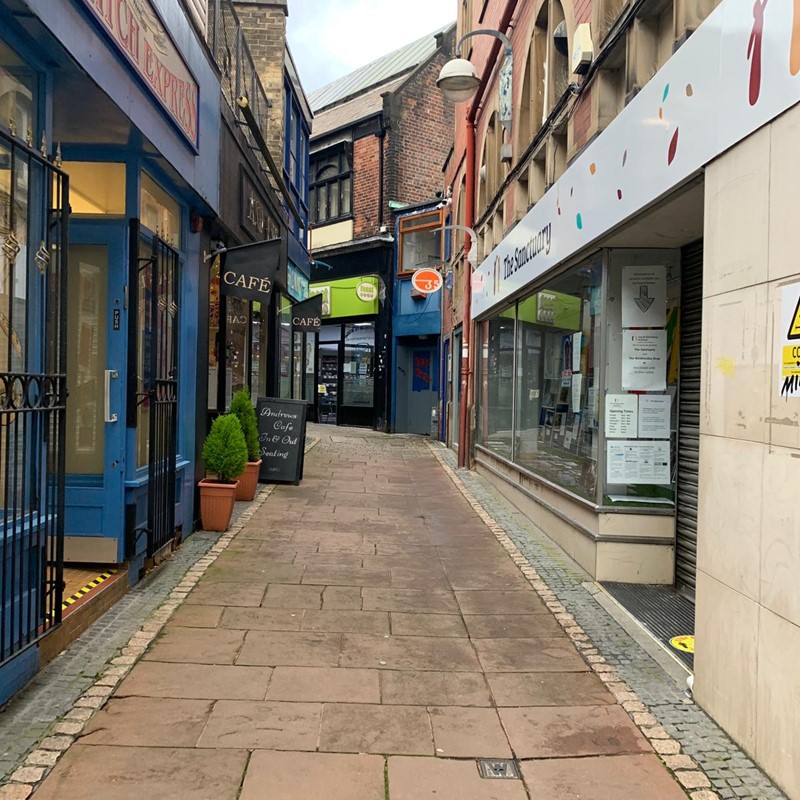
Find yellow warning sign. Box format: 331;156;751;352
782;346;800;377
788;297;800;340
669;635;695;654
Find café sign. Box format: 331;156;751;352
80;0;199;148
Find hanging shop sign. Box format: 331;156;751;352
291;295;323;332
80;0;199;148
779;282;800;398
472;0;800;317
220;238;283;302
411;268;443;294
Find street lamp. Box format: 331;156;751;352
442;224;479;270
438;28;514;469
438;29;513;134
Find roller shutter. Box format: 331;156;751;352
675;240;703;596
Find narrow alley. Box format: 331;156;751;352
18;428;700;800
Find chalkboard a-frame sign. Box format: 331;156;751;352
256;397;308;484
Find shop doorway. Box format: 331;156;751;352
133;232;180;561
395;339;438;434
452;329;462;449
318;325;340;424
341;322;375;427
64;225;128;563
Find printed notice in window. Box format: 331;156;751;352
607;440;671;485
621;330;667;391
638;395;671;439
605;393;638;438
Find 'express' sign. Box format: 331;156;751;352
81;0;199;147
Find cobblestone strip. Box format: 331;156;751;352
427;442;787;800
0;477;285;800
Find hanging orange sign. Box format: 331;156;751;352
411;268;443;294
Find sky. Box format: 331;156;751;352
286;0;456;97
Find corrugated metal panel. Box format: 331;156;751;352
309;24;453;112
675;240;703;596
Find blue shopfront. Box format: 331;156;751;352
0;0;220;700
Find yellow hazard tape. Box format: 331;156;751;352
61;570;118;611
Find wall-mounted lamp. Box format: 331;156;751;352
437;29;513;135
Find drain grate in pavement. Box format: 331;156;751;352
477;759;520;779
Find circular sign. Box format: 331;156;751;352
356;281;378;302
669;635;695;654
411;268;443;294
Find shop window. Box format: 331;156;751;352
62;162;125;215
208;255;221;410
226;297;249;409
602;251;680;507
343;322;375;408
279;294;292;399
250;300;268;403
399;209;444;274
477;256;603;502
309;144;351;225
140;172;181;247
0;38;38;141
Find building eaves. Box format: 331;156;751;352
309;23;451;113
311;75;406;139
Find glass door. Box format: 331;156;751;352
341;321;375;428
64;226;127;562
318;324;341;424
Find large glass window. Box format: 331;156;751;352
309;144;351;225
226;297;249;409
602;252;680;507
250;300;268;403
478;256;602;502
0;38;37;141
399;209;445;273
279;294;292;398
62;162;125;215
140;172;181;247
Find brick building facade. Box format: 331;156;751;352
306;25;455;431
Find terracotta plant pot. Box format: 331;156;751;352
235;459;262;501
199;478;239;531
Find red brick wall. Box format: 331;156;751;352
352;135;382;238
389;49;455;208
572;91;593;152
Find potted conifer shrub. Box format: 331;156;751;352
231;389;262;501
199;413;248;531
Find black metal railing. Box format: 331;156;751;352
145;237;180;559
0;129;68;665
208;0;273;172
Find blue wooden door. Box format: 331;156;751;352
63;223;128;563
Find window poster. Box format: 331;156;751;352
622;330;667;391
605;393;638;438
621;265;666;328
607;440;670;484
638;395;671;439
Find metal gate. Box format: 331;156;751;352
133;229;180;560
0;131;69;666
675;240;703;595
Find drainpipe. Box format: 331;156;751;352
458;113;475;469
457;3;515;469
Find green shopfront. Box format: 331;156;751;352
310;275;384;428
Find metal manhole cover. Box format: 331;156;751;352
477;759;520;780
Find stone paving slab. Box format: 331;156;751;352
32;745;248;800
240;751;385;800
